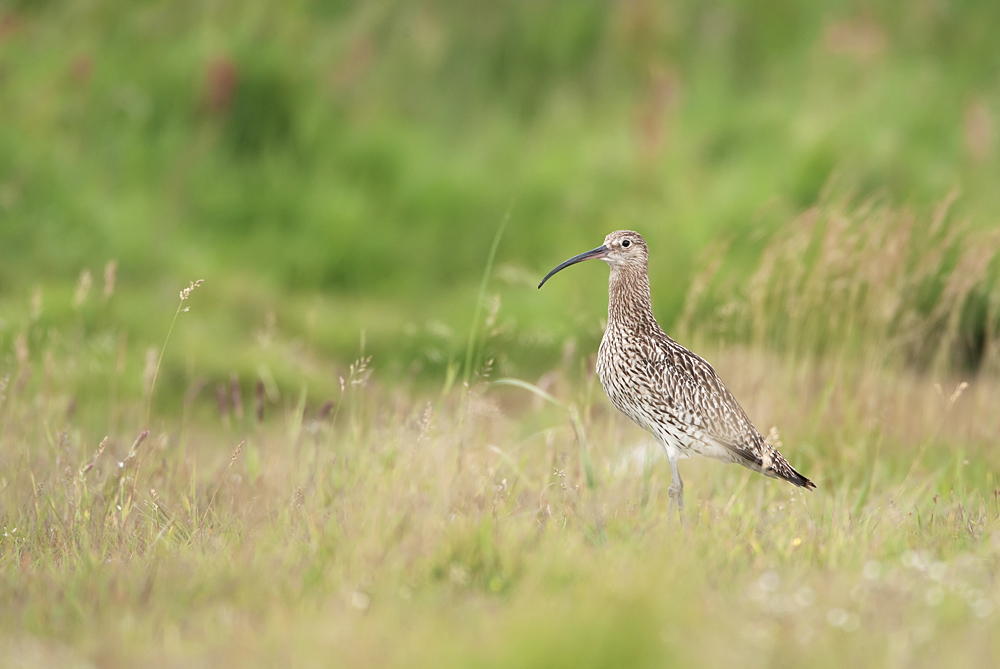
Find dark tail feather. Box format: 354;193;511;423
781;464;816;490
767;452;816;490
729;445;816;490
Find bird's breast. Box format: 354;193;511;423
597;330;658;426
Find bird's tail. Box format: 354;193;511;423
776;462;816;490
731;442;816;490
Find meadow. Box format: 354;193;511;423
2;1;1000;667
3;195;1000;667
3;0;1000;386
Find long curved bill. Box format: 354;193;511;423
537;245;609;289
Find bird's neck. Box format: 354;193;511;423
607;264;656;330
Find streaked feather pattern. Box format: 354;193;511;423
594;230;815;490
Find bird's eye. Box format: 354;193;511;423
622;239;631;248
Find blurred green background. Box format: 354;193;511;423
1;0;998;403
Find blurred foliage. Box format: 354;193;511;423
1;0;999;396
679;189;1000;374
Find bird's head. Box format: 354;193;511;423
538;230;648;288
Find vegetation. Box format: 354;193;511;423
2;1;1000;667
2;0;1000;392
4;195;1000;666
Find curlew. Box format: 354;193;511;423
539;230;815;517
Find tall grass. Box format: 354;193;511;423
678;189;1000;374
3;0;1000;385
2;199;1000;666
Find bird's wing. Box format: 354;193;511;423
642;338;754;445
650;338;815;488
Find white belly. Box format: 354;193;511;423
598;360;736;465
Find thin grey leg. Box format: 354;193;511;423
666;453;684;521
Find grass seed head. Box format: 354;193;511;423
179;279;204;301
129;430;149;458
947;381;969;410
103;260;118;300
73;269;92;309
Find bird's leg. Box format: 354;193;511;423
667;454;684;522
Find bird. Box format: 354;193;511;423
538;230;815;517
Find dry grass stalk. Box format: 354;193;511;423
684;193;1000;374
103;260;118;300
72;269;92;309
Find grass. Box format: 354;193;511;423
3;197;1000;666
3;3;1000;663
2;347;998;667
3;0;1000;389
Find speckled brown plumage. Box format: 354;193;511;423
539;230;815;516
